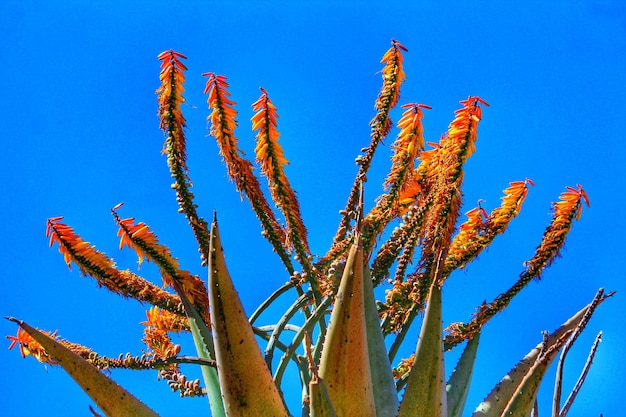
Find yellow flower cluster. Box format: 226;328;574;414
142;306;189;333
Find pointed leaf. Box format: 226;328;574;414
446;332;481;417
398;283;447;417
309;376;339;417
473;300;596;417
171;280;225;417
363;265;400;416
208;217;289;417
6;317;159;417
318;239;376;417
558;331;603;416
499;356;551;417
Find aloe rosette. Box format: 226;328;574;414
7;42;610;417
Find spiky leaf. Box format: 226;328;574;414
208;216;289;417
309;376;339;417
398;283;447;417
446;332;481;417
171;280;225;417
318;238;376;417
6;317;159;417
363;265;400;416
473;296;601;417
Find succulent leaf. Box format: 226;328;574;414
171;279;225;416
473;291;608;417
499;356;551;417
208;216;290;417
363;264;400;416
309;375;339;417
397;282;447;417
6;317;159;417
318;236;376;417
446;332;480;417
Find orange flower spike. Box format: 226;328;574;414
417;97;488;262
252;87;311;272
142;307;188;332
330;39;408;248
204;74;294;274
560;184;589;220
46;217;111;275
444;184;591;348
460;204;488;231
522;185;589;280
395;104;430;156
112;207;209;317
443;179;533;278
157;51;210;264
379;39;406;110
7;327;32;358
447;201;488;267
46;212;186;315
443;96;487;170
364;102;431;250
490;178;534;220
252;89;286;173
7;327;56;364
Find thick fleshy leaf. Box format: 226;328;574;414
171;280;225;417
6;317;159;417
446;332;481;417
208;217;289;417
309;376;339;417
398;283;447;417
363;265;400;416
499;357;551;417
472;300;597;417
318;238;376;417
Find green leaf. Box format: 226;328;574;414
318;238;376;417
173;284;225;417
398;282;447;417
472;298;600;417
309;375;339;417
363;265;400;416
446;332;480;417
499;356;551;417
208;216;290;417
6;317;159;417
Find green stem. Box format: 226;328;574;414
250;281;296;325
265;293;312;371
274;296;333;387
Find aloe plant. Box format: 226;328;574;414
7;41;611;417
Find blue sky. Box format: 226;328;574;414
2;1;625;416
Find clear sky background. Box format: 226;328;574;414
2;1;625;416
